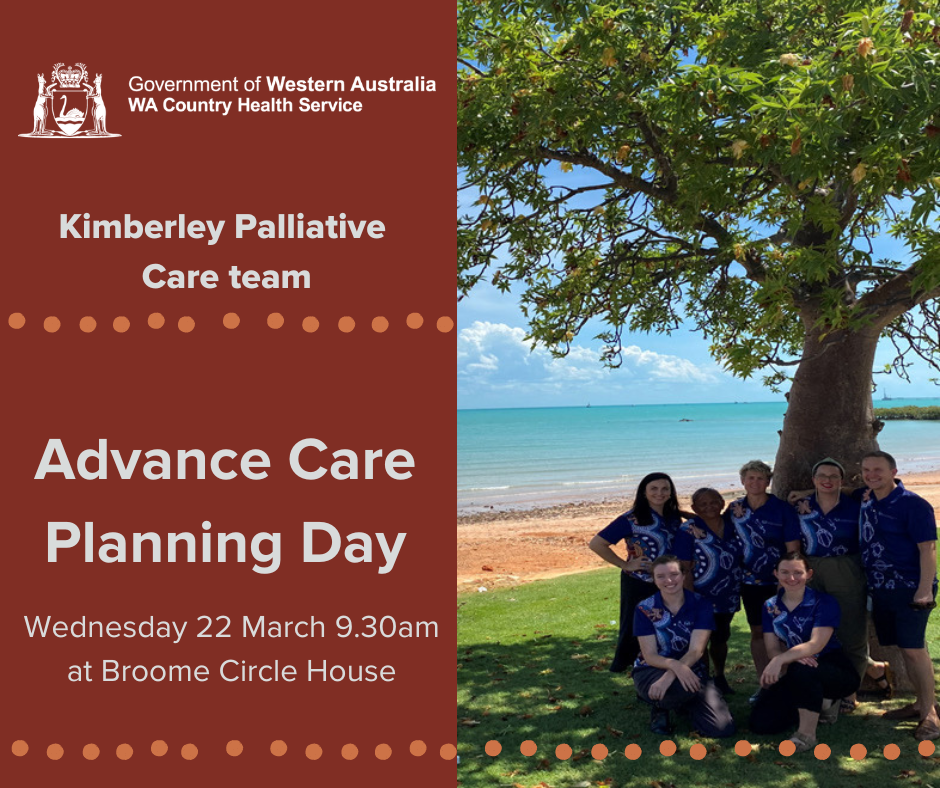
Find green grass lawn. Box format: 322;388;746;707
457;569;940;787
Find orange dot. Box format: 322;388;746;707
520;740;537;756
555;743;572;760
44;316;61;333
591;743;608;760
148;313;165;329
47;744;64;760
338;316;355;333
113;316;130;333
223;313;240;329
406;312;424;329
181;744;198;761
779;740;796;757
484;740;501;757
80;316;97;333
302;316;319;333
814;743;831;760
12;740;29;756
440;744;457;760
734;740;752;756
850;743;867;760
267;313;284;329
411;740;427;756
918;740;936;757
83;744;99;760
226;740;243;756
9;313;26;329
151;740;168;756
372;316;389;333
884;743;901;760
116;744;133;760
624;743;642;760
342;743;358;760
660;740;677;757
375;743;392;760
437;316;455;332
690;743;707;760
305;744;322;760
178;316;195;333
270;740;287;757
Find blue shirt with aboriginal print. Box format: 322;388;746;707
761;587;842;656
596;509;680;583
673;516;744;614
633;590;715;677
794;493;860;557
858;481;937;591
728;495;801;585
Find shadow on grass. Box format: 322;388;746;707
457;571;939;788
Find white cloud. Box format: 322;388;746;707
457;321;723;407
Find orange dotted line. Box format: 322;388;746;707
10;739;457;761
7;312;455;334
482;738;937;761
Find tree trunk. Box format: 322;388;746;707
772;316;882;498
771;318;914;687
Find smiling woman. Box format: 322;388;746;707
588;473;683;672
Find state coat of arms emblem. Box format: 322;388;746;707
21;63;119;138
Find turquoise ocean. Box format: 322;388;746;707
457;399;940;514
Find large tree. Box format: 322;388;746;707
458;0;940;493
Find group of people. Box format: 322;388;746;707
588;452;938;750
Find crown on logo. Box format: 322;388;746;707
52;62;88;89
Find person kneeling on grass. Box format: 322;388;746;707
632;555;736;737
749;552;860;752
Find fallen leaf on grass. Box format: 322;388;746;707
578;705;594;716
459;719;481;727
606;725;623;737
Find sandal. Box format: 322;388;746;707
914;712;940;742
787;731;817;753
819;699;840;725
868;662;894;699
840;697;858;714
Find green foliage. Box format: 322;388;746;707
458;0;940;383
874;404;940;418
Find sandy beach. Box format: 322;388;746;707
456;471;940;594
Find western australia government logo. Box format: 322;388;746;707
20;63;120;138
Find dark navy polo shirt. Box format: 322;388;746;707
673;515;744;614
597;509;680;583
858;481;937;591
633;589;715;676
761;587;842;655
728;495;801;585
795;493;861;557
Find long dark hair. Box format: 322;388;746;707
632;472;681;525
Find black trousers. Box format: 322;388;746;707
749;650;860;734
634;667;736;738
610;573;656;673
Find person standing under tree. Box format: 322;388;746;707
792;458;892;712
727;461;801;697
590;473;683;673
858;451;939;741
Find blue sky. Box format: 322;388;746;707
457;288;940;409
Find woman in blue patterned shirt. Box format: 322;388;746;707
674;488;744;697
749;553;859;752
590;473;683;672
